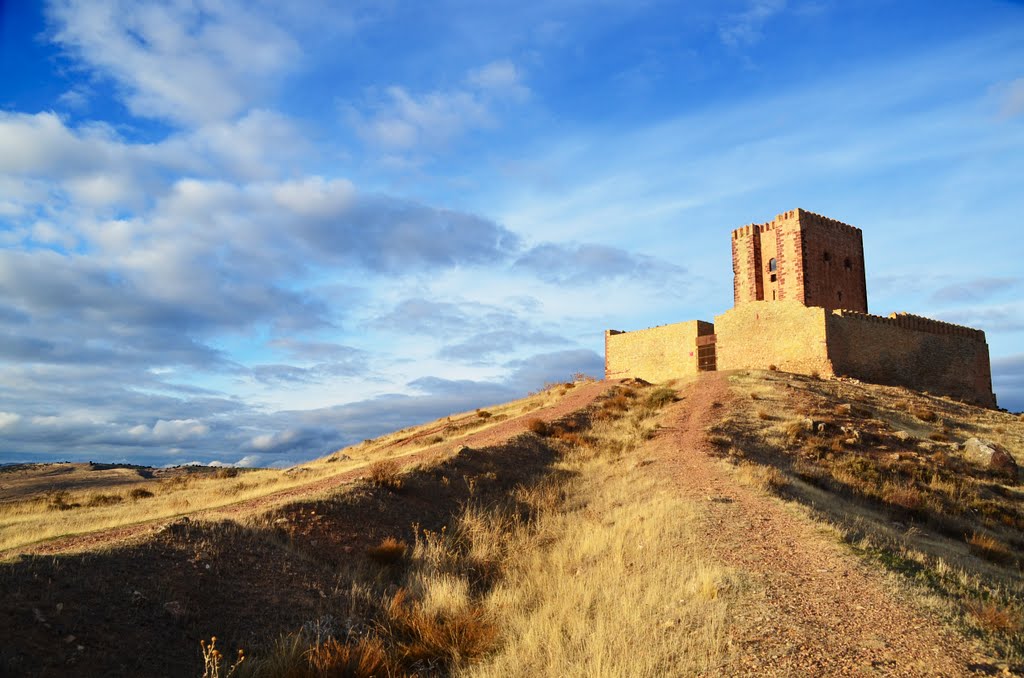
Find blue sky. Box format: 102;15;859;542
1;0;1022;468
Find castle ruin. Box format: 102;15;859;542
605;209;997;407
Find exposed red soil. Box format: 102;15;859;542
4;380;610;560
647;371;1002;677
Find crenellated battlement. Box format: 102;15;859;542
732;208;860;239
793;208;861;235
831;309;986;341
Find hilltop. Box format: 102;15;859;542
0;372;1021;676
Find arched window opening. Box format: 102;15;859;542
837;291;843;302
768;258;777;272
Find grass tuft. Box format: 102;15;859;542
966;532;1013;564
367;537;408;565
368;460;404;491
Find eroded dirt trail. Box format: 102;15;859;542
647;372;993;676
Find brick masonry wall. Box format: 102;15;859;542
605;320;714;382
826;311;996;407
732;227;760;305
714;301;833;374
795;210;868;313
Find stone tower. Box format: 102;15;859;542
731;208;868;313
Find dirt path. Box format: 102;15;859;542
648;372;995;677
4;381;611;559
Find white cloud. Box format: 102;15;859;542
271;177;356;218
718;0;786;47
468;60;530;101
0;412;21;429
46;0;301;125
130;419;210;441
348;60;530;153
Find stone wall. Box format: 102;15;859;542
604;320;714;382
827;310;996;407
714;300;833;374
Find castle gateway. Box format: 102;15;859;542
605;209;997;407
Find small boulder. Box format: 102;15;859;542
894;430;913;442
962;438;1019;482
835;403;852;416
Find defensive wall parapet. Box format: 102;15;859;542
832;310;986;341
826;311;995;407
604;320;714;382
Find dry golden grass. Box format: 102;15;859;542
461;389;736;678
237;380;736;677
966;532;1013;564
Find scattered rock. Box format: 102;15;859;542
840;427;862;444
894;431;913;442
800;417;815;432
835;404;852;416
962;438;1019;482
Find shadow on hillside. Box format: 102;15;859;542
0;431;571;678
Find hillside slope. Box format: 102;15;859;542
1;372;1020;676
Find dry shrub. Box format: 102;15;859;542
604;393;631;412
305;636;392;677
86;493;124;507
966;532;1013;564
129;487;154;500
476;410;492;419
215;467;240;479
369;459;403;491
645;386;677;409
782;420;807;444
911;406;937;422
553;430;590;448
527;418;551;436
201;636;245;678
367;537;408;565
46;490;79;511
965;600;1020;635
768;364;778;371
756;410;771;421
881;482;923;512
809;369;821;380
382;588;498;669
